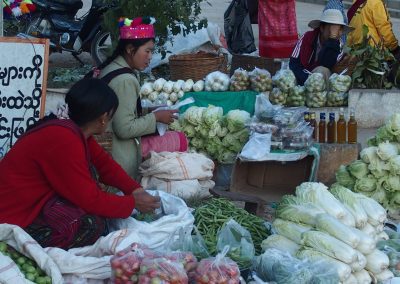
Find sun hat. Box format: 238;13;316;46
119;16;156;40
308;9;353;32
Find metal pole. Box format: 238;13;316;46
0;0;3;37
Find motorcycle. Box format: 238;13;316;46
18;0;114;66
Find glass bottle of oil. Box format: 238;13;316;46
319;113;326;143
327;112;336;143
348;108;357;144
337;108;346;144
309;112;317;140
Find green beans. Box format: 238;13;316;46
194;198;270;255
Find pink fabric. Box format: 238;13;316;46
141;131;188;159
258;0;298;58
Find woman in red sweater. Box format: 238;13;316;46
0;78;160;249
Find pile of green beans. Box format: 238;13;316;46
194;198;270;256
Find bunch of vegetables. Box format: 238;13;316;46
138;258;188;284
326;73;351;107
194;198;270;256
140;78;204;107
190;251;240;284
249;68;272;92
170;106;250;164
229;68;250;91
304;73;327;108
205;71;230;92
272;69;297;93
261;182;392;283
335;140;400;214
163;251;198;273
368;113;400;146
286;86;306;106
269;87;287;105
0;241;51;284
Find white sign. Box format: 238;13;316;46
0;37;49;157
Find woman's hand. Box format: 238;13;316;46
133;190;161;213
153;109;178;124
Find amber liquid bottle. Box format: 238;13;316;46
319;113;326;143
309;112;317;140
348;108;358;144
327;113;336;143
337;108;346;144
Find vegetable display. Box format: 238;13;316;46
249;68;272;92
138;258;188;284
194;198;270;255
205;71;230;92
272;69;297;93
0;241;52;284
269;87;287;105
170;106;250;164
327;73;351;106
260;181;390;283
335;139;400;214
286;86;306;106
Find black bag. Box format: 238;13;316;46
247;0;258;24
224;0;257;54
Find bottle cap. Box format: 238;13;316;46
329;112;335;120
320;113;326;120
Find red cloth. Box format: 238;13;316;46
0;123;140;228
258;0;298;58
141;131;188;159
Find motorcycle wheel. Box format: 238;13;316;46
91;30;113;67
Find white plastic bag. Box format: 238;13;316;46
107;191;194;251
240;132;271;161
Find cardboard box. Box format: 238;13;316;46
230;156;315;202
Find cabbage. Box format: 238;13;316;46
183;106;205;126
389;155;400;175
379;175;400;193
353;175;376;192
301;231;358;264
272;218;312;244
335;165;355;189
190;137;205;150
342;274;357;284
350;251;367;272
296;248;352;281
364;184;388;204
353;269;372;284
365;249;389;274
348;160;369;179
203;105;223;126
296;182;348;220
386;191;400;215
330;184;368;229
375;125;396;144
377;141;398;161
360;147;378;164
351;227;376;255
217;151;237;164
387;113;400;136
315;214;360;248
261;234;300;255
368;158;390;178
182;122;196;138
356;193;387;224
226;110;251;132
168;119;182;131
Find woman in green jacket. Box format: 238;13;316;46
94;17;177;179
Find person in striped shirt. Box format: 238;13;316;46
289;9;352;85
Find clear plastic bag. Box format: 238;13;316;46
240;132;272;160
248;118;279;134
272;69;297;93
111;243;160;283
254;94;282;123
249;68;273;92
216;219;255;269
327;91;348;107
269;87;287;105
230;68;250;91
273;107;308;128
329;73;352;93
306;90;327;108
286;86;306;107
253;248;340;284
190;246;241;284
138;257;188;284
167;227;210;261
304;73;326;93
163;251;198;273
377;238;400;277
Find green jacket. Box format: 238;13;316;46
99;56;156;179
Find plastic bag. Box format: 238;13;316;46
204;71;230;92
216;219;255;269
253;248;340;284
190;246;241;284
230;68;250;91
329;73;352;93
287;86;306;107
248;118;279;134
254;94;282;123
304;73;326;93
377;239;400;277
163;251;198;273
240;132;272;160
306;90;327;108
273;107;307;128
269;87;287;105
138;257;188;284
111;243;160;283
224;0;256;54
326;91;348;107
249;68;272;92
153;97;195;136
272;69;297;93
167;227;210;260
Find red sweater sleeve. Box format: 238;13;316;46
87;137;141;195
38;129;135;218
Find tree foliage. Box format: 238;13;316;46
102;0;209;57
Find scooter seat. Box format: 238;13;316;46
33;0;83;13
